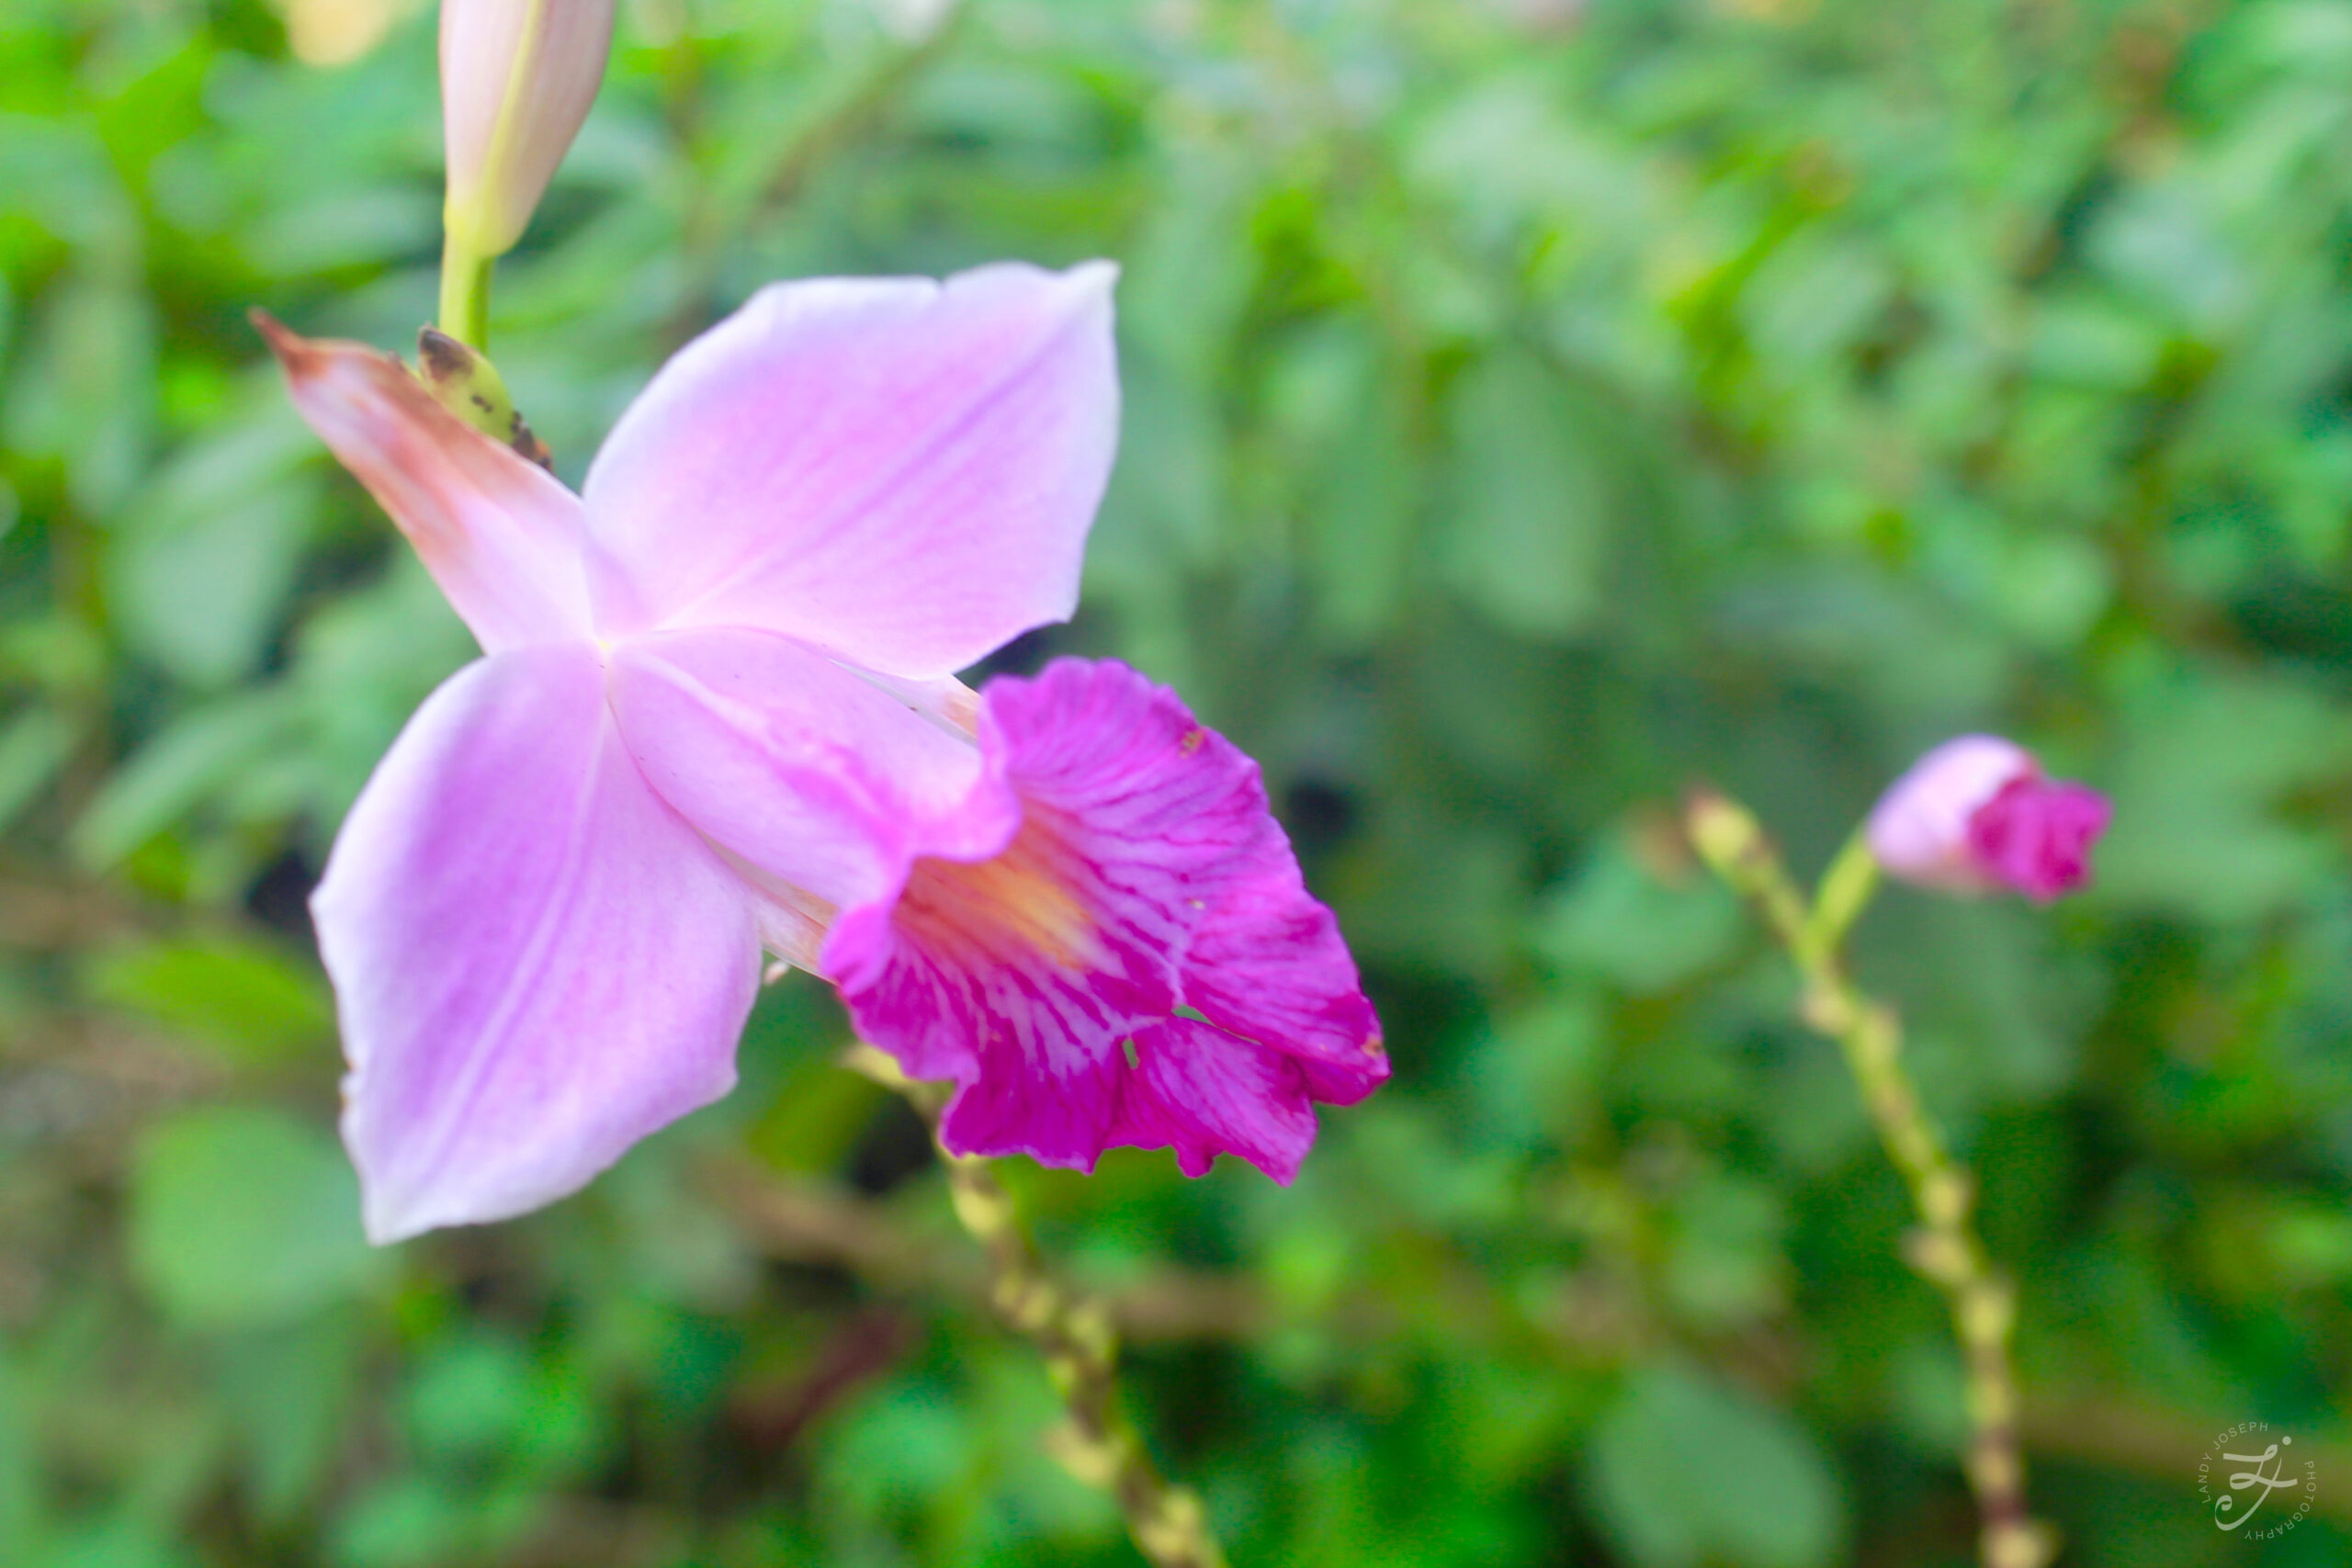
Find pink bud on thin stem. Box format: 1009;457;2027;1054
1867;736;2110;902
441;0;616;259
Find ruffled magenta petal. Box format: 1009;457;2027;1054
823;658;1383;1179
316;645;760;1242
581;263;1118;676
822;796;1181;1099
257;317;591;652
1965;777;2112;901
1183;893;1389;1106
606;626;1006;915
1111;1018;1317;1182
936;1028;1125;1172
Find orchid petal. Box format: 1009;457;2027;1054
1112;1018;1317;1182
258;316;591;651
581;263;1119;676
937;1028;1125;1173
1965;777;2111;902
1182;887;1389;1107
827;659;1382;1177
317;644;760;1242
823;791;1177;1104
605;626;1011;914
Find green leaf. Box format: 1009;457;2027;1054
2097;671;2352;923
213;1314;362;1525
1442;347;1612;639
128;1105;375;1328
404;1336;535;1464
1308;372;1419;648
0;274;155;516
40;1517;199;1568
1532;825;1743;994
0;704;74;831
83;935;333;1067
1586;1361;1847;1568
327;1476;470;1568
1471;991;1606;1146
68;687;300;869
0;1354;40;1551
106;402;321;688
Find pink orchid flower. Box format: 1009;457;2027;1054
268;264;1119;1241
1867;735;2110;901
269;262;1385;1241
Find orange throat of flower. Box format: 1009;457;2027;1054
897;816;1100;971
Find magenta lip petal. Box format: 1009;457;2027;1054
1965;777;2113;902
1112;1018;1318;1184
317;645;761;1243
822;658;1386;1181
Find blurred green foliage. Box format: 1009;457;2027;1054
5;0;2352;1562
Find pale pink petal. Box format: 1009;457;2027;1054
605;626;1011;913
824;659;1383;1178
581;263;1119;676
316;644;760;1242
1111;1018;1317;1181
258;315;591;651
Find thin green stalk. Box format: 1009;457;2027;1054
847;1045;1229;1568
1803;828;1879;965
1686;793;2054;1568
437;230;495;351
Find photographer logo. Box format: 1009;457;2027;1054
2196;1423;2316;1540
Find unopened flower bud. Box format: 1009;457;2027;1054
1867;736;2109;902
441;0;616;257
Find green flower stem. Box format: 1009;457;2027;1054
437;229;495;352
1686;794;2054;1568
1803;828;1879;964
846;1045;1230;1568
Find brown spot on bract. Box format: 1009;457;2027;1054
415;327;471;383
508;413;554;471
1180;727;1205;756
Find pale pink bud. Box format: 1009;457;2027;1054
1867;736;2110;902
440;0;616;256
